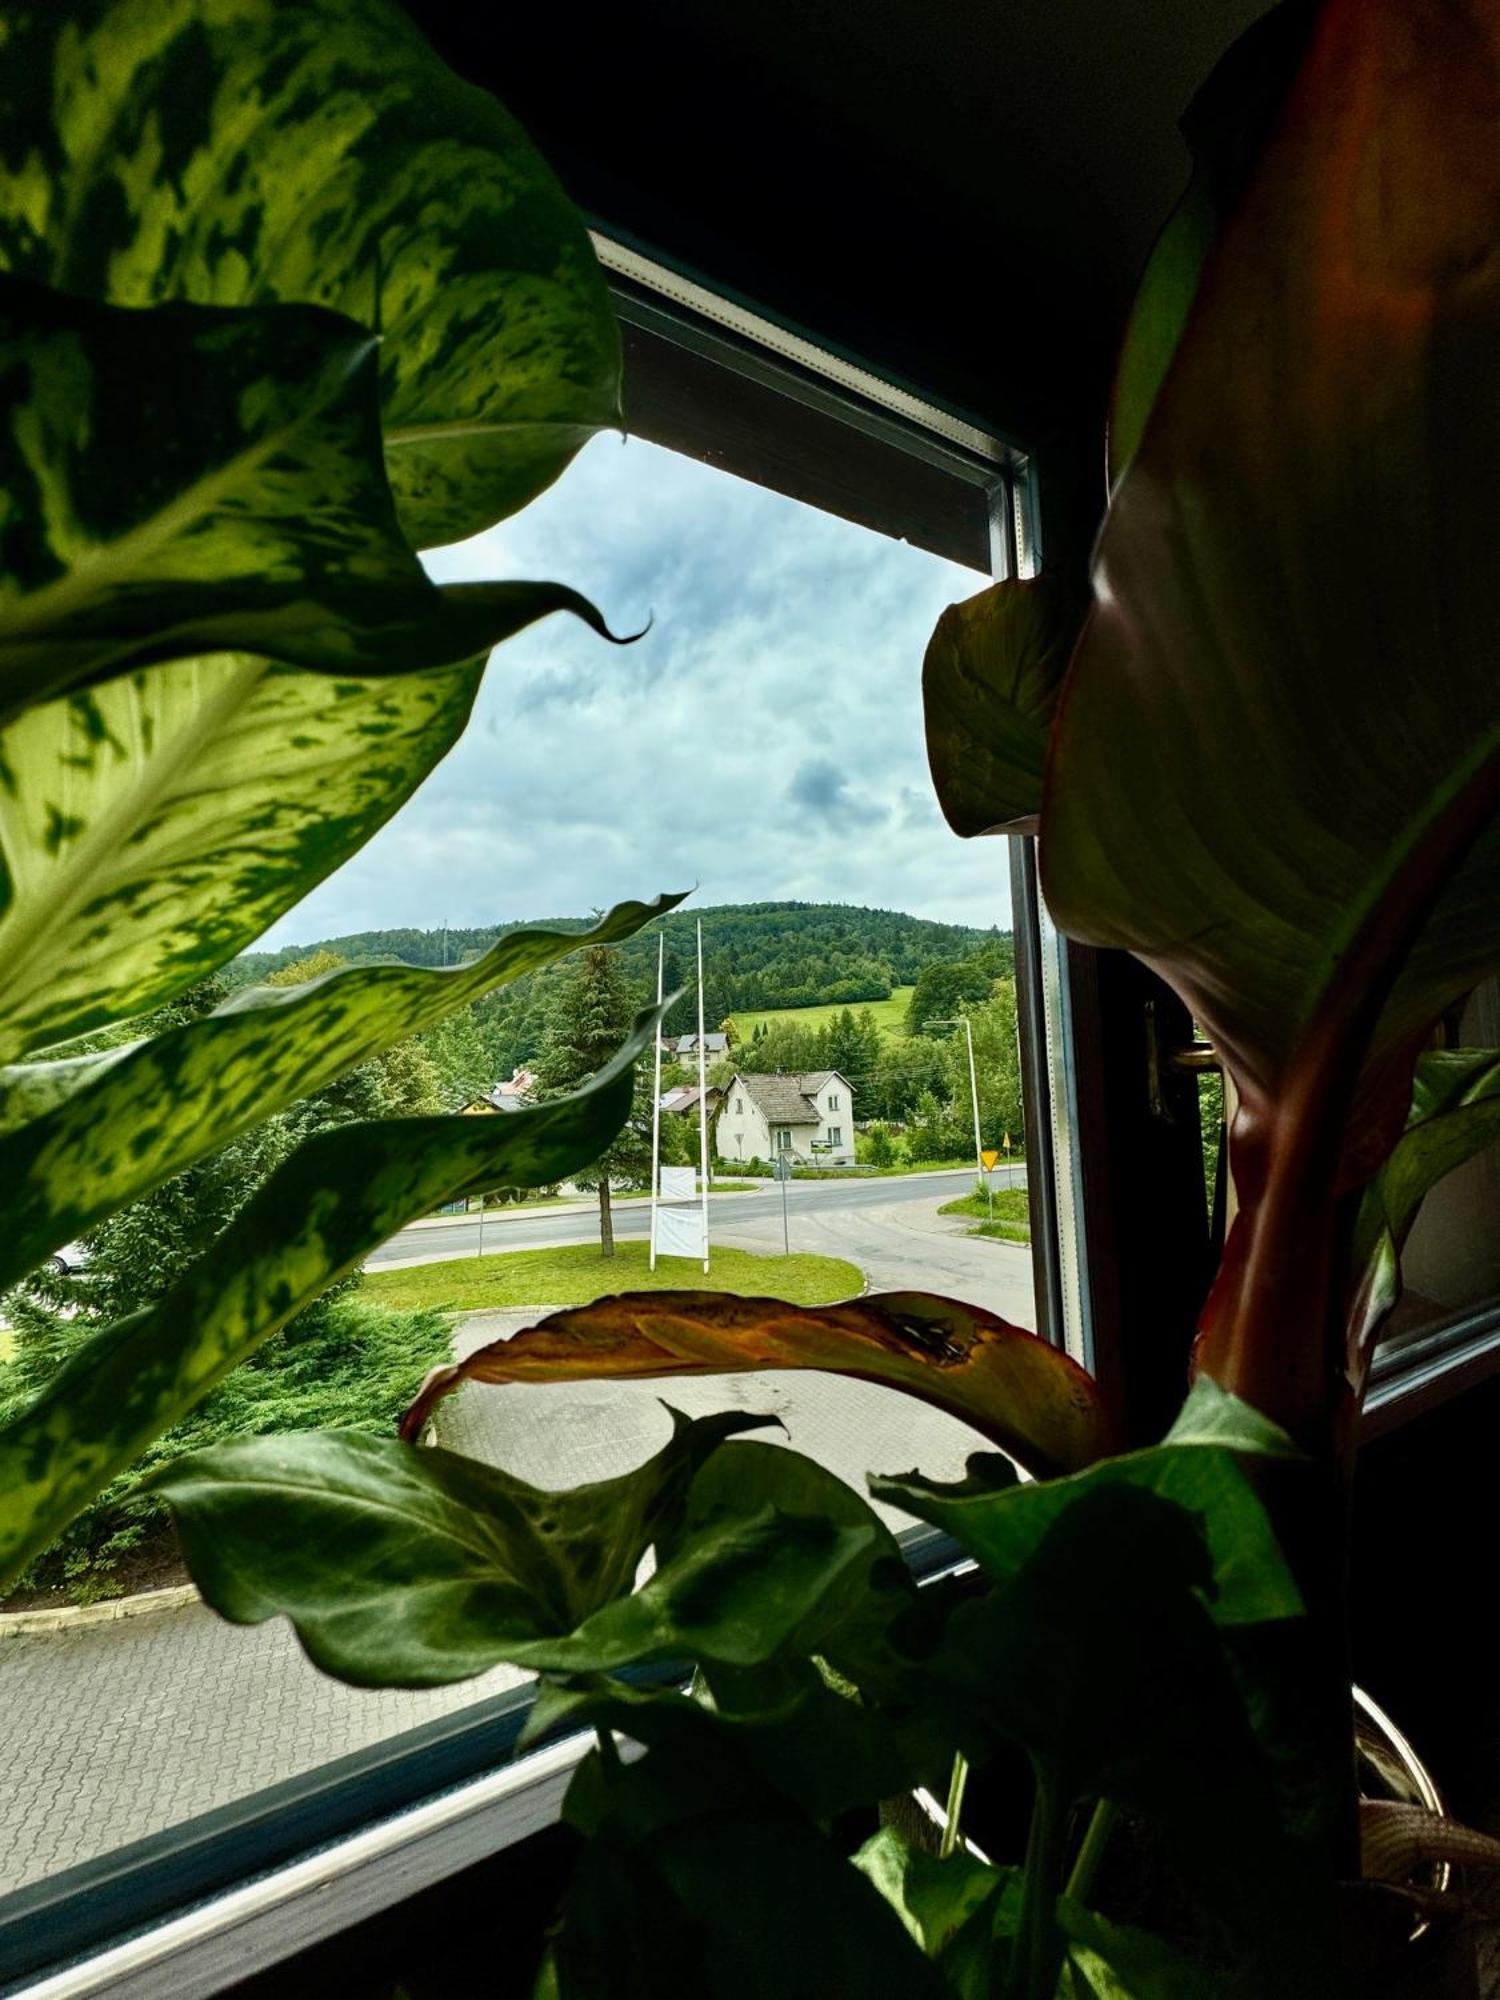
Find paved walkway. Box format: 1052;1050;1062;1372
0;1194;1034;1893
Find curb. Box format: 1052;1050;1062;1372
0;1581;199;1636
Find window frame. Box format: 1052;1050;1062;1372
0;236;1057;1994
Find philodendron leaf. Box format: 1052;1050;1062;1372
0;0;619;548
0;654;478;1061
554;1694;948;2000
854;1825;1020;1987
875;1438;1301;1628
154;1426;886;1690
1057;1902;1219;2000
922;577;1085;838
0;1013;655;1590
1162;1376;1303;1460
0;276;620;722
524;1676;921;1825
399;1289;1118;1479
149;1411;771;1687
1348;1047;1500;1359
0;894;682;1287
897;1480;1294;1960
1043;0;1500;1134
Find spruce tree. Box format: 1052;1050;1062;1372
532;944;651;1256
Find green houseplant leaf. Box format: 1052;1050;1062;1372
0;275;620;722
0;655;478;1061
0;0;619;549
0;894;682;1286
922;577;1086;838
553;1693;949;2000
399;1288;1119;1478
1037;0;1500;1431
875;1439;1302;1629
1045;0;1500;1123
150;1411;773;1687
0;1011;656;1590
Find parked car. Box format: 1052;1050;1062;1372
47;1242;91;1277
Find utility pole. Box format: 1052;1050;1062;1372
649;931;664;1272
931;1015;985;1186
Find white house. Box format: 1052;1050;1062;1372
716;1070;855;1165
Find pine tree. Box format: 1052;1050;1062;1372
532;945;649;1256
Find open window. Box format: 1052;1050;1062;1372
0;239;1067;1995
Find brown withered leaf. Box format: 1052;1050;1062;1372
400;1289;1117;1480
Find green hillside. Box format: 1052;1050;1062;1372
729;986;915;1043
233;901;1006;1028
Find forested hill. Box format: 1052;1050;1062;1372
231;901;1007;1029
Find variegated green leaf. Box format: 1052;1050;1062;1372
0;1009;656;1591
0;653;480;1061
0;894;683;1287
0;0;619;548
0;275;618;722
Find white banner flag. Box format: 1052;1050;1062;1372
656;1204;707;1259
659;1165;696;1202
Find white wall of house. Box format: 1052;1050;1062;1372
716;1084;776;1162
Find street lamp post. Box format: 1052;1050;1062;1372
931;1015;986;1197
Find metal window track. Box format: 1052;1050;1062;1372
591;230;1020;471
12;1734;589;2000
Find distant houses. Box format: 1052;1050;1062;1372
462;1066;535;1114
660;1031;729;1059
659;1082;725;1121
717;1070;854;1165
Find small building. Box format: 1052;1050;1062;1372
660;1031;729;1059
716;1070;854;1165
659;1082;725;1119
490;1065;535;1110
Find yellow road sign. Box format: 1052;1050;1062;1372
981;1148;1000;1171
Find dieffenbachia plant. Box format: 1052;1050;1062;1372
0;0;678;1588
137;1;1500;1993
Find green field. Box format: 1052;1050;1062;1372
364;1239;862;1313
729;986;913;1044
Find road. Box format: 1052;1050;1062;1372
369;1164;1026;1266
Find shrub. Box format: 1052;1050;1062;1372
0;1296;452;1602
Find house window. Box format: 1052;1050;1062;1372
829;1127;842;1147
735;1097;743;1114
776;1128;793;1151
829;1093;840;1110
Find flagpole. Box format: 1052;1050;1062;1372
696;918;710;1274
649;931;664;1272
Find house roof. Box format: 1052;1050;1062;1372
659;1083;723;1114
733;1072;820;1124
663;1031;728;1054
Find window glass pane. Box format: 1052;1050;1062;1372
1378;978;1500;1351
1;426;1035;1896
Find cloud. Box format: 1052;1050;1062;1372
254;435;1011;952
787;757;888;829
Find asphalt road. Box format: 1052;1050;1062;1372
368;1164;1027;1266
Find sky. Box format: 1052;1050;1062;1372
256;433;1011;950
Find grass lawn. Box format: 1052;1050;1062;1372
938;1187;1032;1245
363;1238;862;1313
728;986;914;1044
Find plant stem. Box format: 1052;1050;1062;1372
1063;1797;1117;1905
939;1751;970;1860
1006;1772;1067;2000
